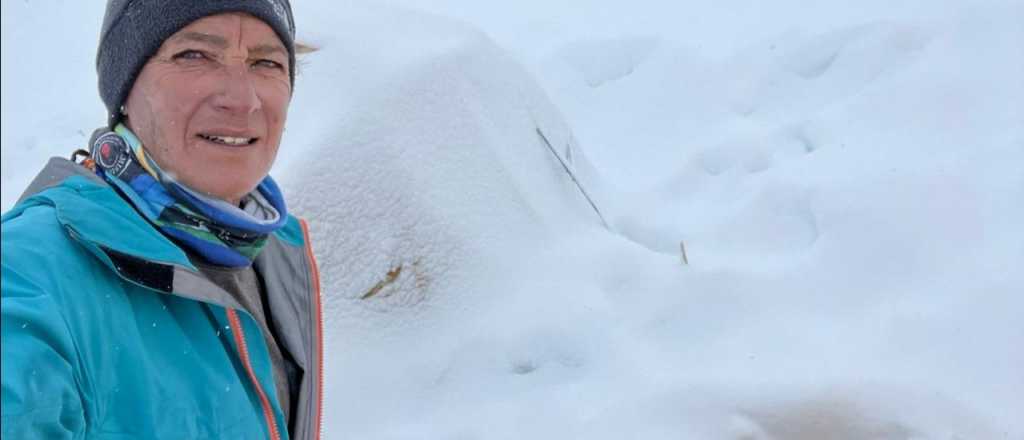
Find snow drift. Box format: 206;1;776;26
281;4;612;333
280;3;1021;439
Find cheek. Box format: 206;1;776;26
166;86;206;123
264;77;292;112
143;83;203;149
156;102;207;166
262;89;291;135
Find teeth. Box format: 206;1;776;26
201;134;254;145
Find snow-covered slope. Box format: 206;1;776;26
283;3;1022;438
2;0;1021;438
280;3;610;341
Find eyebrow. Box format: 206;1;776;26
250;43;287;58
172;31;229;48
170;32;286;59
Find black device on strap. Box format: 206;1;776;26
89;128;136;179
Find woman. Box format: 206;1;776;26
1;1;322;439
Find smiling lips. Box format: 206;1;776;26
198;133;259;146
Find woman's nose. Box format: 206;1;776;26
211;63;262;115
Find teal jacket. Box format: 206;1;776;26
1;159;323;440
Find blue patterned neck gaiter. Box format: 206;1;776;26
93;124;289;267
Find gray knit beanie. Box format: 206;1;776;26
97;0;296;128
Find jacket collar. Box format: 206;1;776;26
13;157;195;270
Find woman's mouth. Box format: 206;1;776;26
198;133;258;146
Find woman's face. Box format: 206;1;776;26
123;13;290;204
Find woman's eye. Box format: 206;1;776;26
172;50;207;61
253;59;285;70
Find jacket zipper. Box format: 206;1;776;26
226;308;283;440
299;219;325;440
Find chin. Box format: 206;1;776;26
187;180;258;203
186;168;268;202
222;186;260;203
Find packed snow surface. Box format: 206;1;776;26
2;0;1022;439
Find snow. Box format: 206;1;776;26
3;0;1023;439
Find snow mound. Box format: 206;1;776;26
281;3;610;337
